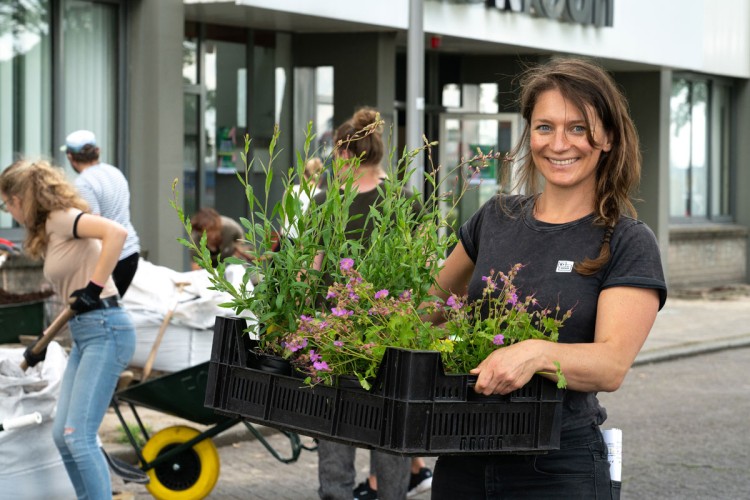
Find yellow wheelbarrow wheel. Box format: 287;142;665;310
141;425;220;500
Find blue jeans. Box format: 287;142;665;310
52;307;135;500
432;424;614;499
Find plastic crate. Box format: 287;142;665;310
205;316;563;455
0;301;45;344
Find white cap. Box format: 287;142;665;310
60;130;97;152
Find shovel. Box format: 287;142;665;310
140;281;195;382
19;306;75;371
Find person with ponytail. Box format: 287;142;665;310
312;107;417;500
428;57;667;498
0;160;136;499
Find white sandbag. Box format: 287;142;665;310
0;342;76;499
122;258;255;330
122;259;257;371
127;309;214;372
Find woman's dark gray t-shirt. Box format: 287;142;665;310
459;194;667;430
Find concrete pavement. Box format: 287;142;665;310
635;292;750;365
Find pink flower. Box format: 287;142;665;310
339;258;354;272
446;295;463;310
313;360;330;372
374;289;389;299
332;307;353;317
284;337;308;352
493;334;505;346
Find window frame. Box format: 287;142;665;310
669;72;735;224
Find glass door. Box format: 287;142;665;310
439;113;522;228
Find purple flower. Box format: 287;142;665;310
340;258;354;272
332;307;353;317
446;295;463;310
348;292;360;301
313;360;330;372
399;290;412;301
493;334;505;346
374;289;389;299
284;337;308;352
309;349;321;363
334;340;343;347
507;292;518;306
326;290;337;300
300;315;314;322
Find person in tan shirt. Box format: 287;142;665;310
0;159;136;499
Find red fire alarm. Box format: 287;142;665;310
430;36;442;49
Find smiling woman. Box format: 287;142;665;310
427;57;667;499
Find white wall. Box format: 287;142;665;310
233;0;409;28
424;0;750;78
228;0;750;78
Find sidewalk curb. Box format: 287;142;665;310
634;333;750;366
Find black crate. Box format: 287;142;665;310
205;316;563;455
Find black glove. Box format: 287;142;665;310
23;339;47;368
70;281;103;314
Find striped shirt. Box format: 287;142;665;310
75;163;141;260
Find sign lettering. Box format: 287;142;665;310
486;0;614;27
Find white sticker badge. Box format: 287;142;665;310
556;260;574;273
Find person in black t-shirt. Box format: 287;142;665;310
428;58;667;499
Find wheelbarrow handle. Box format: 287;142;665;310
19;307;75;371
0;412;42;432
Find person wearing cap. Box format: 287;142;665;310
62;130;140;297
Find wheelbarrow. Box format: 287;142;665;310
111;361;316;499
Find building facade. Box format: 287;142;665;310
2;0;749;288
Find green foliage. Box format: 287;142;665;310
115;423;151;447
171;117;469;355
434;263;570;388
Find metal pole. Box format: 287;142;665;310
406;0;424;193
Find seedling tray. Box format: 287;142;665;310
205;317;563;455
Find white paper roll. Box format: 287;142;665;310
602;428;623;481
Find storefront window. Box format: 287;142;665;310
293;66;334;159
0;0;52;229
63;0;119;167
669;76;732;221
441;83;498;113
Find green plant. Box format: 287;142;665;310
285;260;568;389
116;423;151;447
433;263;569;387
171;118;474;356
283;257;440;389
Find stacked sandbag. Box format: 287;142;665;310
0;342;76;498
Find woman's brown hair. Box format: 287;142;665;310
333;107;384;167
0;160;88;259
190;207;223;250
508;57;641;275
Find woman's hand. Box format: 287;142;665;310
470;340;542;395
